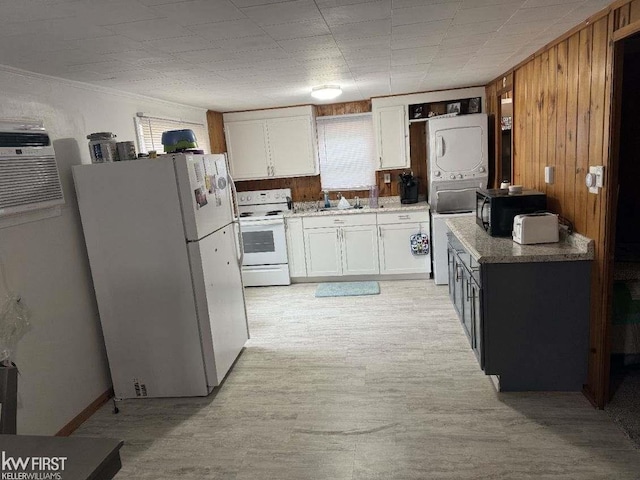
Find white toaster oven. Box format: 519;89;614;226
512;212;559;245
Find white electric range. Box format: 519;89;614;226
237;188;292;286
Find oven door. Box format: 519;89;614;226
240;219;287;266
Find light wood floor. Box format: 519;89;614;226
75;280;640;479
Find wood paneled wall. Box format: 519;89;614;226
486;0;640;407
207;99;427;203
206;111;226;154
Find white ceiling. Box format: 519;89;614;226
0;0;611;112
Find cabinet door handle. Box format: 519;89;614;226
398;215;410;220
379;156;382;168
334;219;344;224
378;226;382;237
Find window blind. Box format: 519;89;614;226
317;113;376;191
135;115;210;154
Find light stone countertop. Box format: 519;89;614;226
446;216;594;264
286;197;430;218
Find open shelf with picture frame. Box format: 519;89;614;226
408;96;482;123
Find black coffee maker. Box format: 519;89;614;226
399;171;419;204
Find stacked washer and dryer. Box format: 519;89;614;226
426;113;489;285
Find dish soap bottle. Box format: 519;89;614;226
323;190;331;209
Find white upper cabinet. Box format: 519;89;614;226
372;103;409;170
225;120;269;180
224;106;319;181
267;116;316;177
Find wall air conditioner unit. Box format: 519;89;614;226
0;120;65;217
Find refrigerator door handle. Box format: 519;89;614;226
226;163;244;267
233;220;244;266
227;164;241;221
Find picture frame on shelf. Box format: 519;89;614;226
468;97;481;114
446;102;461;115
409;103;427;119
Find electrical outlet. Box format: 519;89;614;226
384;173;391;184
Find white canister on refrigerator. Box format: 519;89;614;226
87;132;118;163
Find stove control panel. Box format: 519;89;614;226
237;188;292;206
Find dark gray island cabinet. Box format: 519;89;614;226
445;217;594;392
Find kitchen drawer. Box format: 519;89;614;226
303;213;377;229
376;211;429;225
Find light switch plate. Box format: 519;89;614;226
587;166;605;194
384;173;391;184
590;166;604;187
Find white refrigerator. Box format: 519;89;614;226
73;153;248;399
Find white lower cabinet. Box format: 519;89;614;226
294;210;430;279
285;218;307;277
341;225;379;275
303;214;379;278
379;223;431;274
304;227;342;277
377;211;431;275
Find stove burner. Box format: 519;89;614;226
265;210;283;216
239;212;253;218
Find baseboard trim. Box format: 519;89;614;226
55;387;114;437
290;273;431;283
582;384;599;409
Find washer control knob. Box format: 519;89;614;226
458;174;463;179
479;166;485;173
450;174;456;180
434;171;441;177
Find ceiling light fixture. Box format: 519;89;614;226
311;85;342;100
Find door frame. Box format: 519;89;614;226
600;27;640;405
494;87;514;188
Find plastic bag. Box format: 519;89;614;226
0;295;31;366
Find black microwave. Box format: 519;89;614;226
476;189;547;237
